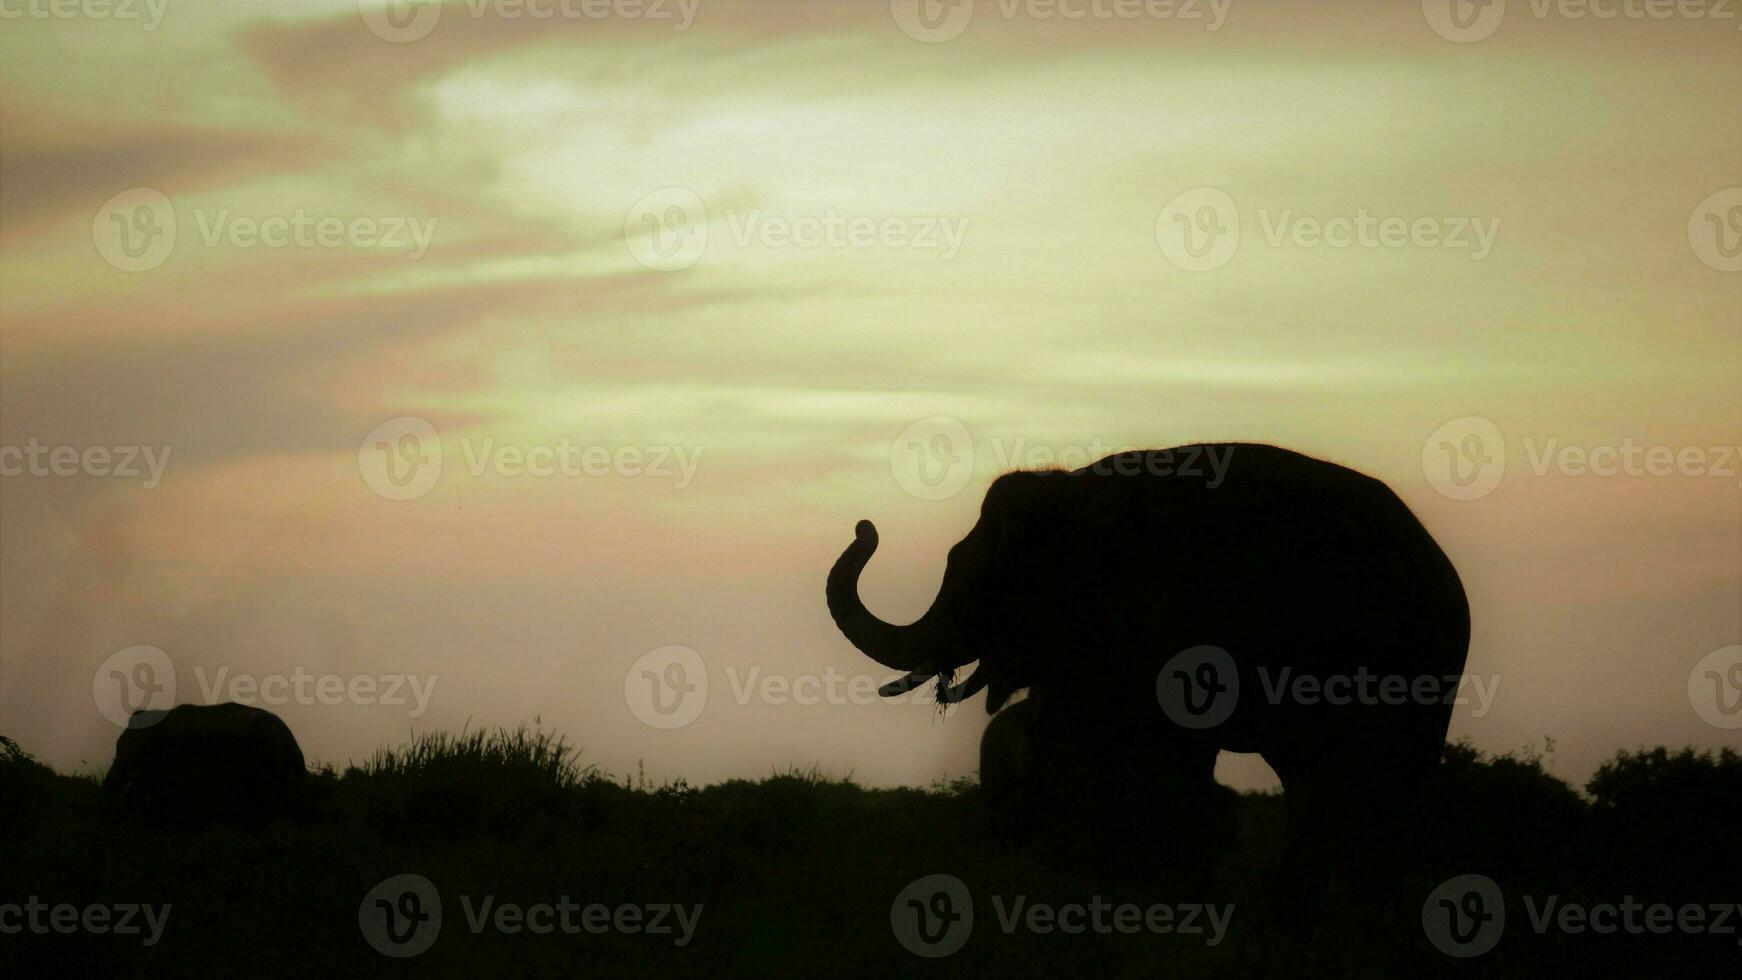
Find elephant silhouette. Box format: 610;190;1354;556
102;702;305;830
829;444;1470;858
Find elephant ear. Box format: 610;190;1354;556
982;469;1067;565
977;469;1068;712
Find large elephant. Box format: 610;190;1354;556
103;702;305;830
829;444;1470;850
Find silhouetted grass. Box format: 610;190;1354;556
336;723;603;838
2;729;1736;978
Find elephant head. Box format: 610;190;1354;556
826;470;1065;712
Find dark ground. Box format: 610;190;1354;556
1;730;1736;978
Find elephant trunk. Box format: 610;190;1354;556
827;520;929;672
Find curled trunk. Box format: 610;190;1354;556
826;520;926;671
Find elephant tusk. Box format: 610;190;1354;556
878;670;940;697
937;666;990;704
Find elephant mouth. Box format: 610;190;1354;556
935;666;990;704
873;664;990;705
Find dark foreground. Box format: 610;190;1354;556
1;731;1736;978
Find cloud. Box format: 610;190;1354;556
0;106;332;234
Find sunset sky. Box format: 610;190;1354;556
1;0;1737;792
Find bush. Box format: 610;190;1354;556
1585;746;1741;892
340;723;601;838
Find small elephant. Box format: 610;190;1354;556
102;702;305;830
830;444;1470;853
